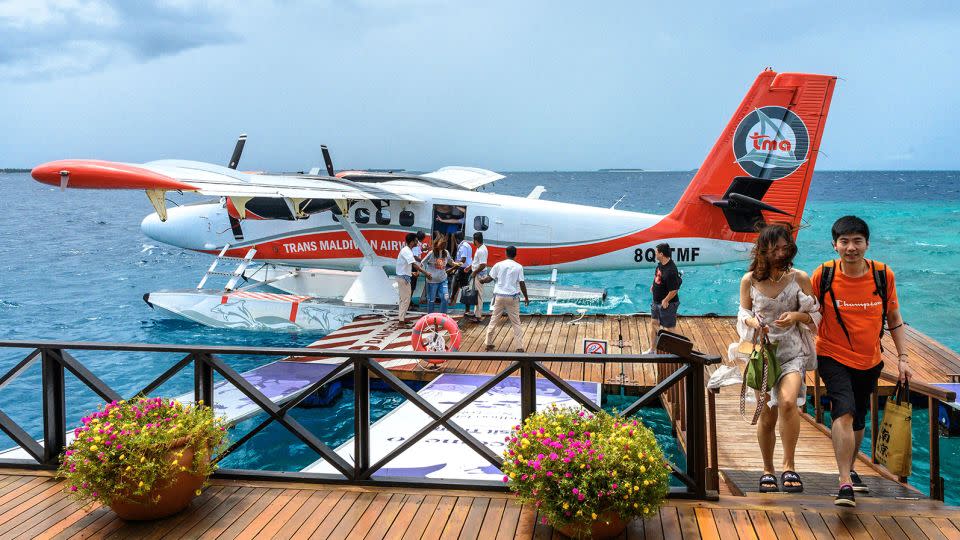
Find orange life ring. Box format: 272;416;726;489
411;313;462;365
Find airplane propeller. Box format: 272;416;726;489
228;133;247;170
321;145;336;176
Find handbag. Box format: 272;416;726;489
876;381;913;477
461;287;479;307
739;332;780;425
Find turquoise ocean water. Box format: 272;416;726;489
0;170;957;500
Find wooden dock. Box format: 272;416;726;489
3;314;958;538
295;313;960;499
4;470;960;539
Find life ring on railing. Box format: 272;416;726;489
411;313;462;368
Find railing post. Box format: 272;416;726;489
684;360;707;498
40;349;66;465
870;391;879;463
354;357;370;480
520;358;536;423
929;396;944;501
707;388;719;492
194;353;214;407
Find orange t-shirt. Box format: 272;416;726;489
811;260;898;370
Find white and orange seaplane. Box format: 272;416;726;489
31;69;836;332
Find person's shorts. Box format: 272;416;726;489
818;355;883;431
650;301;679;327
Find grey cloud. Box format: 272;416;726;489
0;1;239;81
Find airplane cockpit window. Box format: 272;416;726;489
355;207;370;224
399;210;415;227
376;208;391;225
474;216;489;231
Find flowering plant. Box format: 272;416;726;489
501;405;669;530
57;397;228;506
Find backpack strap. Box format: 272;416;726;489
871;260;890;349
820;260;854;349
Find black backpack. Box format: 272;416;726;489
816;259;889;351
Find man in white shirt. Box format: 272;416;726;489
450;233;474;305
479;245;530;352
396;233;426;324
469;232;489;321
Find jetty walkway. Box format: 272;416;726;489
0;313;958;537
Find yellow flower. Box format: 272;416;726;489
639;465;646;473
576;510;583;516
138;481;144;488
140;456;146;463
120;454;125;460
195;489;202;496
125;466;131;471
521;439;530;448
634;503;639;508
93;436;101;443
591;513;597;520
562;503;569;510
648;456;655;463
89;445;97;451
580;464;586;469
634;486;640;491
643;480;650;486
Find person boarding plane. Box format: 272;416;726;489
30;69;836;331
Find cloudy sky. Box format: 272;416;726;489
2;0;959;171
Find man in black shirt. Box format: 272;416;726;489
645;243;681;354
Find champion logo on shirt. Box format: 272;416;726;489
837;299;882;310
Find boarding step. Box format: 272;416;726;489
197;244;258;291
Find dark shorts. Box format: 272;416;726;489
818;355;883;431
650;301;678;327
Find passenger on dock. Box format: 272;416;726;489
450;233;473;306
469;232;489;322
396;233;427;324
811;216;912;508
480;245;530;352
410;231;426;308
422;236;454;314
644;243;682;354
733;224;820;495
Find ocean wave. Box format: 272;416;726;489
0;299;21;309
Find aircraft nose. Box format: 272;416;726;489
140;212;169;244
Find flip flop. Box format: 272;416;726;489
759;474;779;493
781;471;803;493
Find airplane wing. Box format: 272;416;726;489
419;166;505;190
31;158;421;220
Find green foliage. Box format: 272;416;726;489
57;397;228;506
501;405;669;529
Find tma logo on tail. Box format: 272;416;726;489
732;106;809;180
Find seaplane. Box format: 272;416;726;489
30;69;836;332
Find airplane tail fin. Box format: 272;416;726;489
666;69;837;240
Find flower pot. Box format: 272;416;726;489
556;512;628;539
109;444;207;521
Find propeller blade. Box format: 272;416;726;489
228;133;247;170
321;145;335;176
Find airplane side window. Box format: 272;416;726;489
399;210;415;227
474;216;489;231
376;208;391;225
355;207;370;224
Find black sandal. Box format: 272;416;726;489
759;474;779;493
781;471;803;493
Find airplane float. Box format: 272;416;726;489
31;69;836;332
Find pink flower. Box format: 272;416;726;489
70;485;77;492
549;453;558;460
577;493;585;501
546;471;553;477
572;488;579;495
502;475;509;483
612;483;618;489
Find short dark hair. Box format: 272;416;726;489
405;232;417;245
416;231;425;240
656;243;671;257
473;232;483;244
506;245;517;259
832;215;869;242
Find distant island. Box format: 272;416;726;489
0;168;30;173
597;168;643;172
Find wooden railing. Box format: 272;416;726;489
0;333;721;499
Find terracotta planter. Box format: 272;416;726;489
556;512;628;539
109;444;207;521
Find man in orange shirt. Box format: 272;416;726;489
812;216;912;507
